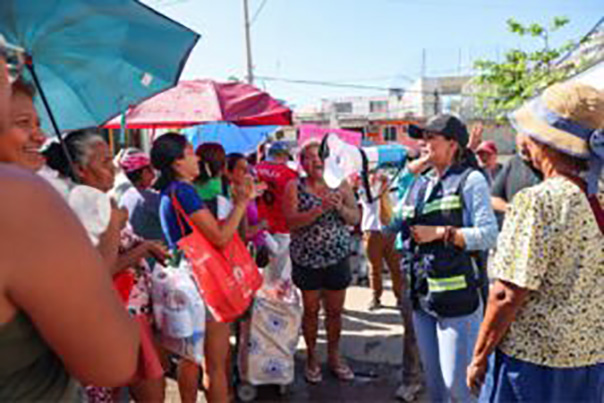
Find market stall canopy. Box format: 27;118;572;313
298;124;363;147
105;79;293;129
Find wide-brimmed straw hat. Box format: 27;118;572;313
509;81;604;194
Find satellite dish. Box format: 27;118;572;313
319;133;417;202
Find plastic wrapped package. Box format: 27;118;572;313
151;260;205;364
238;280;302;386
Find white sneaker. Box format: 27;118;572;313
395;382;422;402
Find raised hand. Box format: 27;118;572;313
469;122;484;151
321;191;342;212
109;199;129;230
233;174;257;205
408;151;432;175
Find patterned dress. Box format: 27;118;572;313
85;228;158;403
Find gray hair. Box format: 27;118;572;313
44;129;107;180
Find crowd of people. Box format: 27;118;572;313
0;46;603;403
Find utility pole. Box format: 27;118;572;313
243;0;254;84
421;48;426;78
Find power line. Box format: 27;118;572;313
250;0;269;26
328;74;416;83
256;75;404;91
256;75;497;99
384;0;604;10
146;0;191;8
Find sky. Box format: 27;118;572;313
143;0;604;110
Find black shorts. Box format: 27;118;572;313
292;257;352;291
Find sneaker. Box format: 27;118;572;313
368;298;382;311
395;382;422;402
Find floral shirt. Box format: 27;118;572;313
118;228;153;317
492;177;604;368
290;180;351;268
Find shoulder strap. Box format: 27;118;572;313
588;195;604;235
414;177;430;218
171;192;198;238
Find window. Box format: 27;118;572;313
383;126;397;141
369;100;388;113
334;102;353;114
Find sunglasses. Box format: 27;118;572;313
0;34;26;84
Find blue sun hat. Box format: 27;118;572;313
509;81;604;194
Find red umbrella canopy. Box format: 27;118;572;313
104;79;292;129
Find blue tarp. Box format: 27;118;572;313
184;122;278;154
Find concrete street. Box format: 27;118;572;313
165;277;424;402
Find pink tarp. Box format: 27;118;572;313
297;124;362;147
104;79;293;129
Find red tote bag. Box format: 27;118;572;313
172;195;262;322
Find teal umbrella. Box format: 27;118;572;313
0;0;200;136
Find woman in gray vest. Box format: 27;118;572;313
394;114;498;402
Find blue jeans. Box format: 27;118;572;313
413;305;482;402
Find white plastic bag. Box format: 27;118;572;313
68;185;112;246
151;260;205;364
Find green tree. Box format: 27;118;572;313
473;17;582;121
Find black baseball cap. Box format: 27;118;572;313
408;114;469;148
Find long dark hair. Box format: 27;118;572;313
459;147;481;170
226;152;246;173
43;129;105;182
195;142;226;185
150;132;188;191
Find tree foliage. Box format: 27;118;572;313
473;17;582;121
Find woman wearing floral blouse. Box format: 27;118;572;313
466;81;604;402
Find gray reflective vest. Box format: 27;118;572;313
401;165;480;317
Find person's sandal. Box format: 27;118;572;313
305;365;322;384
329;362;355;381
